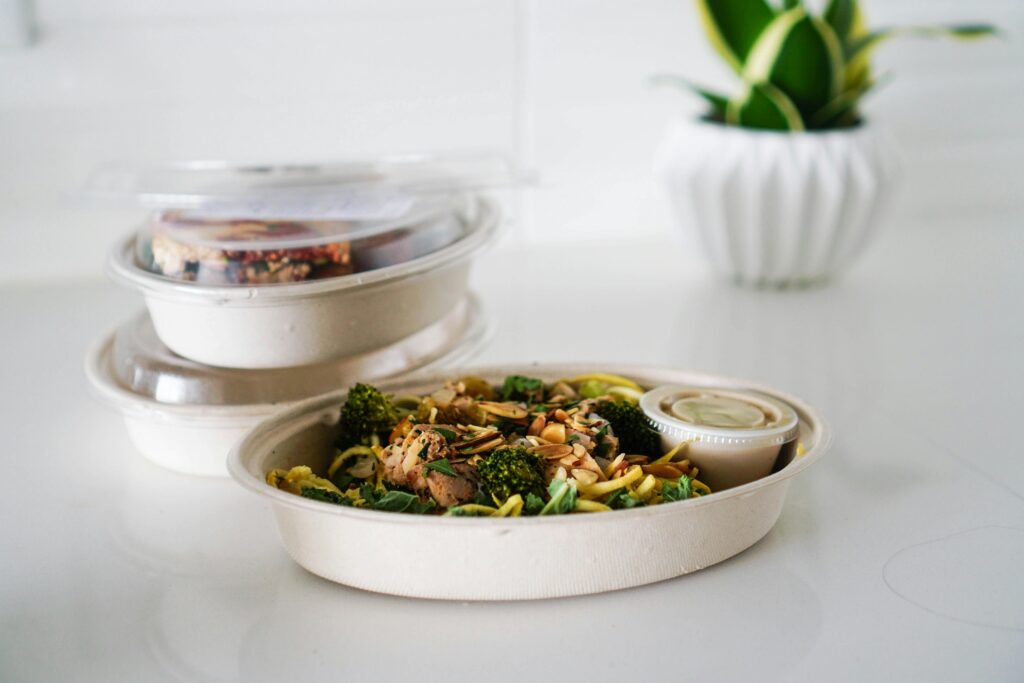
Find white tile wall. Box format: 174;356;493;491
0;0;1021;283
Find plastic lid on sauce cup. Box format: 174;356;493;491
640;385;799;449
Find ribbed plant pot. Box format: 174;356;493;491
656;117;902;288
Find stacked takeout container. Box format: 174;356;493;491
85;155;505;475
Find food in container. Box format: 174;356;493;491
107;194;497;369
263;371;711;516
228;364;830;599
87;155;510;369
85;297;491;477
146;214;355;284
640;385;800;491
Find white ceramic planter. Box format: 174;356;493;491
228;364;831;600
656;118;901;287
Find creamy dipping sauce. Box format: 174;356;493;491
664;390;785;430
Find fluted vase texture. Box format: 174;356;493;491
657;118;902;287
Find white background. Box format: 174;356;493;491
0;0;1021;284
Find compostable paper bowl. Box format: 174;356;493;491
228;364;831;600
106;195;499;369
86;297;492;477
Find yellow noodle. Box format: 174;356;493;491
602;452;625;479
652;440;690;465
569;373;643;392
494;494;524;518
579;465;644;497
328;445;377;478
574;499;612;513
634;474;657;499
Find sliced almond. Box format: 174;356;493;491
459;436;504;455
531;443;573;459
431;387;456;407
478;401;529;420
571;468;598;486
401;451;420;474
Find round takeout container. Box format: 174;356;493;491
228;364;831;601
640;385;800;491
107;193;500;369
85;296;492;477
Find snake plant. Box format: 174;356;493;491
657;0;995;131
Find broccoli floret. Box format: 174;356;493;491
595;399;661;457
477;446;546;501
499;375;545;404
337;383;398;450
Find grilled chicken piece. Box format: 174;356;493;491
381;427;478;507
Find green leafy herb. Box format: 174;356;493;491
593;424;611;459
300;487;352;506
423;458;458;477
446;506;489;517
330;470;357;491
499;375;545;403
605;488;646;510
472;490;494;507
373;490;436;514
661;475;694;503
359;482;380;506
433;428;457;442
540;479;578;516
523;493;545;516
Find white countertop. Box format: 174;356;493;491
2;216;1023;681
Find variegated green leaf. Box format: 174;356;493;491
650;75;730;118
726;82;804;131
695;0;778;72
808;73;887;128
845;23;995;91
744;8;844;119
823;0;857;43
848;23;997;61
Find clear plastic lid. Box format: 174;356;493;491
109;296;489;407
137;201;467;285
640;385;800;449
85;153;520;286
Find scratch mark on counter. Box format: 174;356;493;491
882;525;1024;632
885;415;1024;505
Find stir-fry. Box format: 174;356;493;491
267;373;711;516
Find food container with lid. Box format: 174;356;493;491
227;364;830;600
85;296;492;477
640;385;800;491
86;154;511;369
